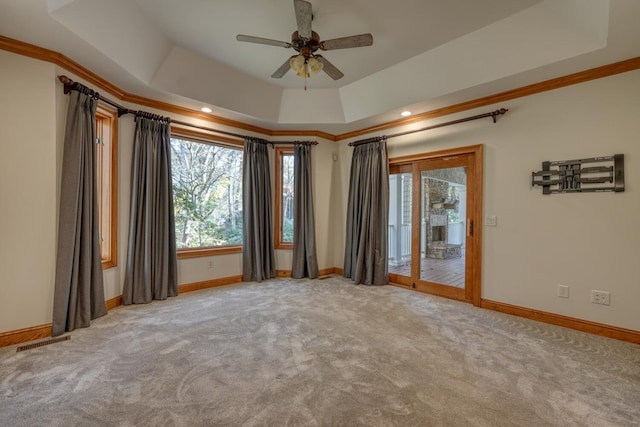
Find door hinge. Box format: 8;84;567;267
467;219;474;237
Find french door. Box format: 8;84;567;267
388;145;482;305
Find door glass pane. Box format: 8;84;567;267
388;172;412;276
419;167;466;287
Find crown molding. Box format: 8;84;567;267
271;129;337;141
0;35;276;136
335;56;640;141
2;35;640;143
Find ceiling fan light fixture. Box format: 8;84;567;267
308;57;323;76
290;55;307;76
290;55;323;79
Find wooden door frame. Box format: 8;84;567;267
388;144;483;307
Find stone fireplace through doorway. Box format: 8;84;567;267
432;225;446;242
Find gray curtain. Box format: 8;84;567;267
343;138;389;285
242;138;276;282
123;114;178;304
291;144;319;279
52;89;107;336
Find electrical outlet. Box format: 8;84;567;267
484;215;497;226
557;285;569;298
591;290;610;305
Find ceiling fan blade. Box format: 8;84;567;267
320;33;373;51
236;34;292;48
294;0;312;40
271;57;293;78
315;55;344;80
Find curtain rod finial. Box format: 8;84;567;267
57;75;72;85
57;75;75;95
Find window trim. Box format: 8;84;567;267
170;128;244;258
275;147;294;250
96;105;118;269
171;126;244;148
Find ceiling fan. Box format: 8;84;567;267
236;0;373;81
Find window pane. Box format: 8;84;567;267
281;154;294;243
170;138;243;249
96;106;117;269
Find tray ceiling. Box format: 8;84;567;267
1;0;639;134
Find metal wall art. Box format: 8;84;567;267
531;154;624;194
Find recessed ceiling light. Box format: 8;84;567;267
400;111;411;117
201;107;212;113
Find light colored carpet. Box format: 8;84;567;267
1;277;639;426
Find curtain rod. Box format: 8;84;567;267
348;108;508;147
57;75;317;146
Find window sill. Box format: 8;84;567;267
177;245;242;259
101;260;116;270
275;243;293;250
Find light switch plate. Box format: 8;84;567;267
557;285;569;298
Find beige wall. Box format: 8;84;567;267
0;51;57;331
334;70;640;331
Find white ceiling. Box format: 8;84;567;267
1;0;640;134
